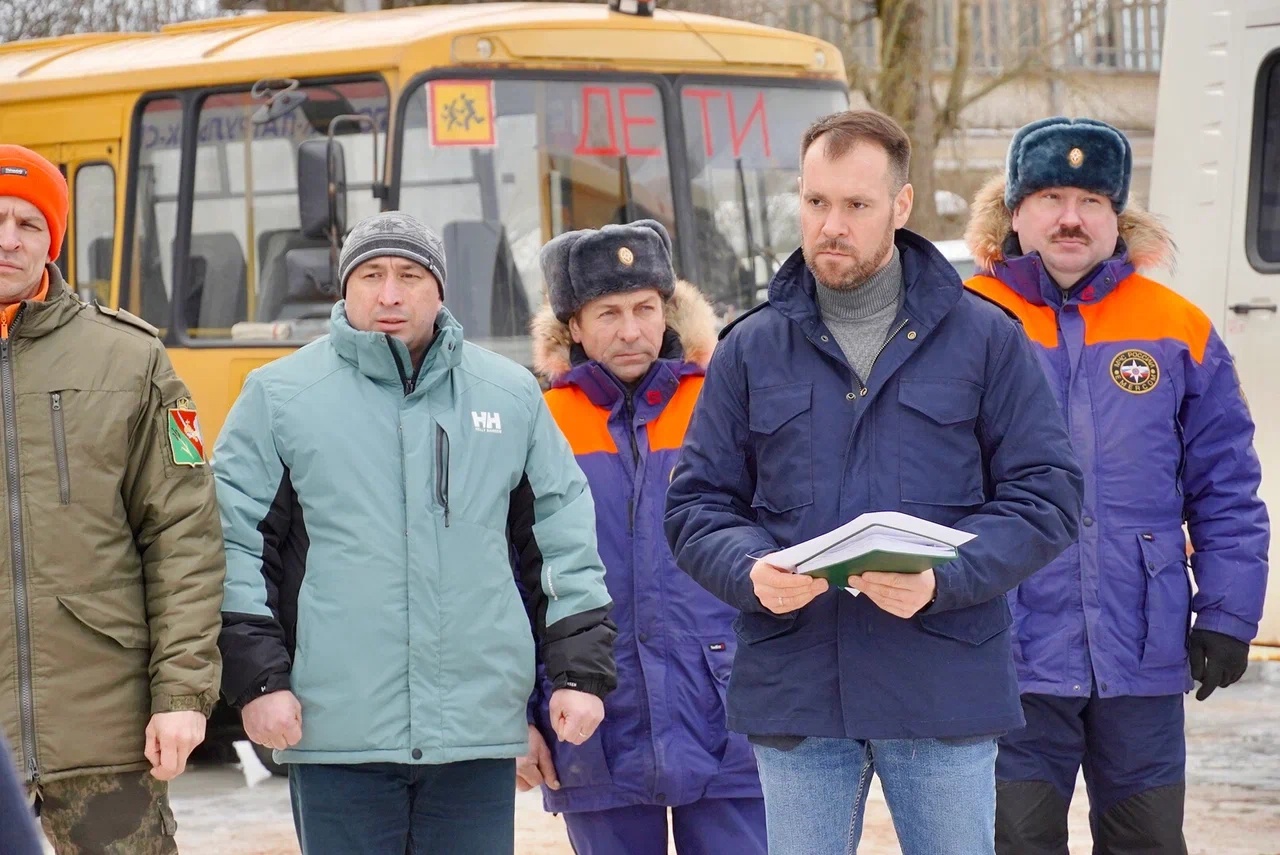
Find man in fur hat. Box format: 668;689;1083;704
964;117;1269;854
519;220;766;854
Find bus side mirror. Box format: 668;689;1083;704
298;139;347;242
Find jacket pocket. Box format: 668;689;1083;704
699;641;757;775
1138;529;1192;669
897;379;984;507
57;584;151;649
918;596;1012;646
50;392;70;505
733;610;799;645
548;729;613;788
435;423;451;527
748;383;813;514
701;641;734;710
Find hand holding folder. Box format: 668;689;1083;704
768;511;976;590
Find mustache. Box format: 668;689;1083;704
814;240;856;254
1050;226;1090;242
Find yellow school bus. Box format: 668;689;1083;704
0;2;848;443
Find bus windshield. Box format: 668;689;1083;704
680;83;847;319
399;75;845;361
400;76;675;364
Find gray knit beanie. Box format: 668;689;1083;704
338;211;446;298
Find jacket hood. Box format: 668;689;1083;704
531;278;717;384
963;174;1176;274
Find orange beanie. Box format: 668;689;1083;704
0;145;68;262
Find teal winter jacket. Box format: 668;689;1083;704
215;304;616;765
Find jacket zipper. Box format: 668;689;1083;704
2;331;40;782
435;424;451;527
50;393;70;504
623;390;640;532
386;337;416;396
855;318;909;396
1172;414;1186;498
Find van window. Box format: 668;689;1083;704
1249;52;1280;270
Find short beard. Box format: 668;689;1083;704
803;223;896;291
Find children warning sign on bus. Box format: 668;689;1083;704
429;80;496;147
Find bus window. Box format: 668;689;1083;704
1249;53;1280;270
681;83;847;320
128;97;183;331
185;79;388;340
400;77;675;363
74;162;115;306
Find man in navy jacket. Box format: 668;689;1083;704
664;109;1083;854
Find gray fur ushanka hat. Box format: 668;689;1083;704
539;219;676;323
1004;117;1133;213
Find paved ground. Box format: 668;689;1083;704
158;664;1280;854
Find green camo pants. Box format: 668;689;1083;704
34;771;178;855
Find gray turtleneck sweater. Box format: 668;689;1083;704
815;247;905;383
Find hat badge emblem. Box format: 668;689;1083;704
618;246;635;266
1067;147;1085;168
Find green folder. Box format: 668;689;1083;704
799;547;957;588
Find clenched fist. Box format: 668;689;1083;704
145;710;206;781
241;690;303;751
548;688;604;746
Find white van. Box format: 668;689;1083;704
1149;0;1279;645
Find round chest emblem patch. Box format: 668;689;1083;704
618;246;635;266
1111;349;1159;394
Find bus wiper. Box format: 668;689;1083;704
735;157;757;306
756;168;780;277
619;155;636;223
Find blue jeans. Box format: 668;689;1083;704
288;759;515;855
752;735;997;855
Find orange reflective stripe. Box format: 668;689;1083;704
965;275;1060;349
647;376;703;452
1080;273;1210;364
544;386;617;455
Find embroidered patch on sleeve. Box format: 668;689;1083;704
167;403;206;466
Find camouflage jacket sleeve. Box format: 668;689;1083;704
121;342;225;716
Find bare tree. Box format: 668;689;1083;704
666;0;1110;235
1;0;221;42
217;0;595;10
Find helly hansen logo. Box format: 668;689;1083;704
471;411;503;433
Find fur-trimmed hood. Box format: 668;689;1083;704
963;174;1176;274
531;279;717;384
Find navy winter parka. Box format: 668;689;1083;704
664;231;1084;739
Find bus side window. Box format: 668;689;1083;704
74;162;115;306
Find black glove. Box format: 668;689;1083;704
1188;629;1249;701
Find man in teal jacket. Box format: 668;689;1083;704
214;211;617;855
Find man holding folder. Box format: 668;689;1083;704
664;110;1084;854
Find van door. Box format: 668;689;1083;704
1223;12;1280;644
